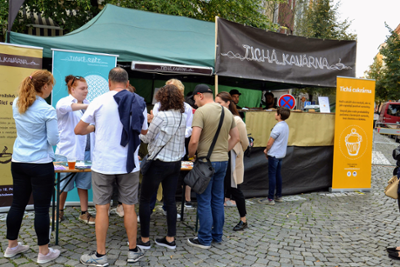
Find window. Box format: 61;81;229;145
387;104;400;117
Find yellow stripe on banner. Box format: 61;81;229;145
245;111;335;147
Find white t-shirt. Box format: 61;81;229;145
81;91;148;174
55;95;92;161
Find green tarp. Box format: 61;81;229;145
10;4;215;67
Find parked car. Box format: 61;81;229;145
377;102;400;126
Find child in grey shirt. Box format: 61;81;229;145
259;107;290;205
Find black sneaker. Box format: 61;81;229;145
136;237;151;250
187;237;211;249
233;220;248;231
155;237;176;250
184;201;193;208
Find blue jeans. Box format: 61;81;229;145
197;161;228;246
268;156;282;200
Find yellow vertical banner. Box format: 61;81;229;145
332;77;375;191
0;43;43;208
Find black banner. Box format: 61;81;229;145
240;146;333;197
215;18;357;88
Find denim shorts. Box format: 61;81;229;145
60;151;91;192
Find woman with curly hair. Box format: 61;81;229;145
138;84;186;250
5;70;60;263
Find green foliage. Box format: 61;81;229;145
375;24;400;102
365;56;385;102
0;1;8;39
104;0;284;30
12;0;99;33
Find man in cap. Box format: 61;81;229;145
187;84;240;249
229;89;244;119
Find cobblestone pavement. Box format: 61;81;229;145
1;133;400;266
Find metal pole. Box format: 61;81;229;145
215;75;218;95
55;173;60;245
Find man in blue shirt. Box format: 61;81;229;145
259;107;290;205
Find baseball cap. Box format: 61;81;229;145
190;84;213;99
229;89;241;96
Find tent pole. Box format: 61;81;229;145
215;75;218;95
214;16;219;96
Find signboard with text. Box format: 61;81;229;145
52;49;117;204
215;18;356;87
332;77;375;192
0;43;43;209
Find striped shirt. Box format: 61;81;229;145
140;110;186;162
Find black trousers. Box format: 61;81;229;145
224;154;247;218
139;160;181;237
7;162;54;246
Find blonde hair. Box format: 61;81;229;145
166;79;184;95
17;70;55;114
65;75;87;94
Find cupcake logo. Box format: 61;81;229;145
345;129;362;156
339;125;368;161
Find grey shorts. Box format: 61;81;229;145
92;171;140;205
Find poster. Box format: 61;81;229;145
52;49;118;105
52;49;117;204
332;77;375;191
318;96;330;113
0;43;43;209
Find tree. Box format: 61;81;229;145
378;24;400;102
365;55;385;105
293;0;357;102
0;0;100;41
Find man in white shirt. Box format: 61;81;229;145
75;67;148;265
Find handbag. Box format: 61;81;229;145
184;106;225;194
385;175;399;199
140;114;182;175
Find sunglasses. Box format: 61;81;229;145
72;76;83;85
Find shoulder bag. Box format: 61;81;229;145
184;106;225;194
385;175;399;199
140;114;182;175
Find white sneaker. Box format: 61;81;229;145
4;242;29;258
37;248;61;264
162;210;181;219
116;204;124;217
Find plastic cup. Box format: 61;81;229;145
68;157;76;169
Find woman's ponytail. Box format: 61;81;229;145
16;70;55;114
